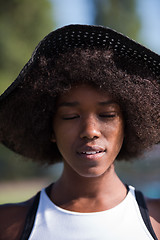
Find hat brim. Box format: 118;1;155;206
0;24;159;162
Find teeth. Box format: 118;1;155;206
82;151;101;155
86;151;97;154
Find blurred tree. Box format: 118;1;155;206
0;0;55;180
0;0;55;93
93;0;141;40
0;145;47;180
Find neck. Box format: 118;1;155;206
50;164;127;212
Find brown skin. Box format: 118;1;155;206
51;85;125;212
0;84;160;240
0;198;34;240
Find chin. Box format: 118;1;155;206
77;167;111;178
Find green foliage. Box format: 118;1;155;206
0;0;55;179
0;144;47;180
93;0;141;40
0;0;55;94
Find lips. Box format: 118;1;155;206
81;150;104;155
77;146;106;159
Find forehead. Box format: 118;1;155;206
57;84;115;103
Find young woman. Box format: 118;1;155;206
0;24;159;240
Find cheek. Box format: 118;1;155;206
53;131;69;159
106;122;124;150
116;129;124;150
54;124;76;140
115;125;124;151
53;123;77;154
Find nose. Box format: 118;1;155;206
80;115;101;140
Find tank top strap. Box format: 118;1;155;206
20;184;53;240
135;189;158;240
19;191;40;240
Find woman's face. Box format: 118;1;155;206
53;84;124;178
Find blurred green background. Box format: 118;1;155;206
0;0;160;203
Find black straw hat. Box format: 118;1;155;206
0;24;159;163
1;24;160;101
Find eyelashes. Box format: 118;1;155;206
99;114;117;118
62;115;79;120
62;113;117;120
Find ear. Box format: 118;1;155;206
51;132;56;143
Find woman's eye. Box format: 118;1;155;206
62;115;79;120
99;113;117;118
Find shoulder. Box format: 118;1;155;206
146;197;160;239
146;198;160;217
0;197;34;240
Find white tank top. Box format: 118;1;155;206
28;186;155;240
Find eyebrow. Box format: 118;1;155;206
57;100;117;108
98;100;117;106
58;101;79;108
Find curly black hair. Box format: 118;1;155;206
0;48;159;164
